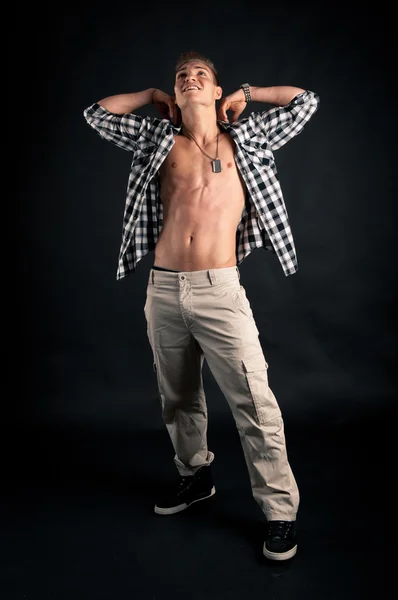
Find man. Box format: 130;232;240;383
83;50;320;561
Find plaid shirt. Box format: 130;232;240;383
83;90;319;279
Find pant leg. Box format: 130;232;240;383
144;271;214;476
190;270;299;521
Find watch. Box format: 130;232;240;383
240;83;251;103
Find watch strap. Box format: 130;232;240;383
240;83;251;103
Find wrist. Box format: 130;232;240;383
240;82;251;103
150;87;157;104
249;86;258;101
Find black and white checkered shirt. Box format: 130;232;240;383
83;90;319;279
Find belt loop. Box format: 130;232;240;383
207;269;217;286
151;269;154;284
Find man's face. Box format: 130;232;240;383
174;61;222;108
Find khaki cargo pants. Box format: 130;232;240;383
144;265;299;521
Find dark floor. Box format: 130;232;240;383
0;405;392;600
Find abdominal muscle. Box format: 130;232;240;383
154;133;246;272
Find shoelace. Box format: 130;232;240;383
177;476;195;493
268;521;291;539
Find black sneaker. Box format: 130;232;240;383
263;520;297;561
154;465;216;515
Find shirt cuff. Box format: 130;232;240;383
288;90;318;106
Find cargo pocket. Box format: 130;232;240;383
242;353;280;425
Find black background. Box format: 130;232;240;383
6;2;396;598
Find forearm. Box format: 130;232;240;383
250;86;306;106
97;88;156;114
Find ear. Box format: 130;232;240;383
215;86;223;100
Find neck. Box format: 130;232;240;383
180;105;219;143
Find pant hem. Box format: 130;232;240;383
264;513;297;521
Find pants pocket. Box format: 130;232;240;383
232;285;253;318
242;353;280;425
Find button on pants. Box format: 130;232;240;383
144;266;299;520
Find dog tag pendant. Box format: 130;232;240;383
212;159;222;173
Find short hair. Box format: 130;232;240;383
175;51;220;86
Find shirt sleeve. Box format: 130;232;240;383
251;90;320;151
83;102;154;151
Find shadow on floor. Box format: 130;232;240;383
0;404;393;600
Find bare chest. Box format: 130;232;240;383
159;132;246;195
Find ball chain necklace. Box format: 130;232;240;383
183;126;222;173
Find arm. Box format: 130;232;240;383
97;88;155;114
218;86;319;151
250;86;306;106
218;85;306;122
83;89;155;152
252;89;319;150
83;88;176;151
218;85;319;150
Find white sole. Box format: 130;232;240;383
154;486;216;515
263;543;297;561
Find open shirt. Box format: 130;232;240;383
83;90;319;279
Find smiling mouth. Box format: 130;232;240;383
183;86;201;92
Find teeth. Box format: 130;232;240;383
185;86;199;91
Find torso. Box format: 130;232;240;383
154;131;246;271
